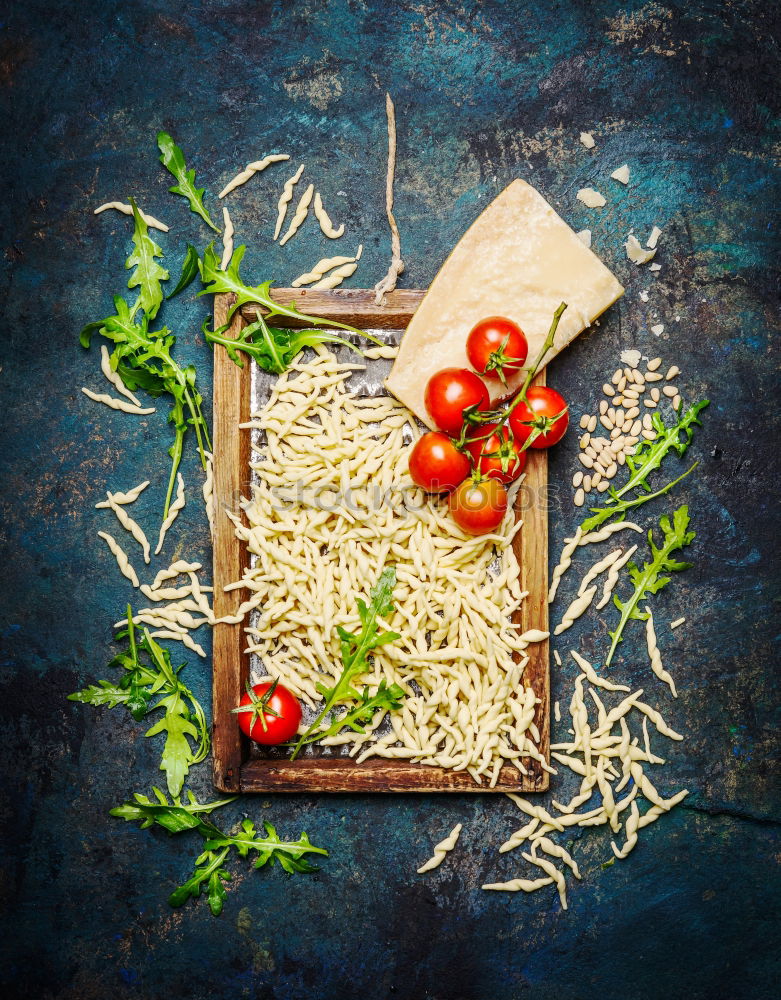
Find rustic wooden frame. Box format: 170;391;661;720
212;288;549;793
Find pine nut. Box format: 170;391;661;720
587;415;597;433
579;454;594;468
651;387;660;402
596;480;610;492
599;400;608;415
632;371;645;386
580;433;591;449
642;428;656;439
647;357;662;371
622;387;640;400
663;385;677;397
572;470;583;488
592;470;603;486
672;394;681;409
610;426;622;439
611;437;625;454
645;371;663;382
644;398;657;408
607;406;616;421
617;375;627;392
603;383;615;396
642;413;653;429
666;365;680;379
583;474;592;491
621;418;634;434
612;368;623;385
605;461;618;478
600;415;614;430
624;406;640;420
624;435;639;446
597;453;612;472
574;488;585;507
579;413;590;429
617;451;626;466
631;419;642;436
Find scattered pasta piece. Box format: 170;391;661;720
311;245;363;289
81;388;155;415
97;531;139;588
670;616;686;630
94;201;169;232
202;451;215;539
105;493;151;564
279;182;314;246
548;528;583;603
152;560;201;590
417;823;463;873
645;607;677;697
482;876;554;892
595;545;638;610
554;586;597;635
523;851;568;909
95;480;149;508
155;473;186;555
578;547;623;596
579;521;642;547
273;164;304;241
150;630;206;658
292;253;357;287
374;93;404;304
313;192;345;239
218;153;290;199
220;207;234;271
570;651;630;693
100;345;143;407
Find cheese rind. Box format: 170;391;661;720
386;180;624;427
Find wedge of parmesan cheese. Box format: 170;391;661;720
386;180;624;426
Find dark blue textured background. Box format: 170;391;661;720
1;1;779;998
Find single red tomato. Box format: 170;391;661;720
424;368;490;436
233;679;301;745
509;386;569;449
466;317;528;381
449;476;508;535
409;431;471;493
465;422;527;484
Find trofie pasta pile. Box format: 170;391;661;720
227;348;546;785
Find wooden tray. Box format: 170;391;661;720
211;289;549;793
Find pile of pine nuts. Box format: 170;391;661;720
572;358;681;507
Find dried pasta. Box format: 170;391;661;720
97;531;139;587
81;388;155;415
310;246;363;289
100;345;143;407
95;480;149;508
152;560;201;590
220;207;234;271
292;252;359;288
645;607;677;697
218;153;290;199
548;528;582;603
94;201;169;232
374;93;404;303
313;192;345;239
595;544;638;610
155;474;186;555
105;493;151;564
554;586;597;635
279;182;314;246
417;823;463;873
273;163;304;240
202;452;215;539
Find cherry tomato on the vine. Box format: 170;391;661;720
465;422;527;484
509;386;569;449
466;317;528;381
424;368;490;436
449;476;508;535
233;679;301;745
409;431;471;493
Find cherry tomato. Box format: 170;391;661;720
449;477;508;535
466;317;528;381
234;680;301;745
424;368;490;436
465;422;527;484
509;386;569;449
409;431;471;493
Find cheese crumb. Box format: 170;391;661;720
625;235;657;265
647;226;662;249
576;229;592;249
620;349;642;368
610;164;630;184
579;132;596;149
649;263;662;272
577;188;606;209
639;290;649;302
651;323;665;336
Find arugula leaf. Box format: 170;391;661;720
70;609;210;797
110;787;235;835
112;789;327;916
605;505;695;665
204;819;328;874
580;400;709;534
295;680;405;746
198;244;380;343
203;312;361;374
167;243;200;300
125;197;169;318
290;568;400;759
157;131;219;232
80;295;211;516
